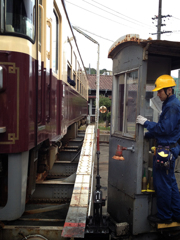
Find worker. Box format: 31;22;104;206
136;75;180;224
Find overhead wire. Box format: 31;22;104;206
65;0;134;29
172;16;180;21
73;26;114;42
83;0;153;29
65;0;154;31
66;0;179;40
90;0;154;29
172;30;180;34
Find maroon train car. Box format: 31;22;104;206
0;0;88;221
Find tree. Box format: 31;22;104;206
99;95;111;109
99;95;111;122
85;67;110;75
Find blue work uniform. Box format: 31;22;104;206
144;94;180;221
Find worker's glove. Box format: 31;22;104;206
136;115;148;125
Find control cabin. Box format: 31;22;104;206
108;34;180;236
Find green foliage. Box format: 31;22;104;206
85;67;96;74
106;111;111;123
85;67;110;75
99;95;111;121
98;125;110;131
99;95;111;109
100;69;108;74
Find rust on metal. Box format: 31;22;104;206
36;171;48;182
108;34;152;59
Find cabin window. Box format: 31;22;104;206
2;0;36;42
115;70;138;138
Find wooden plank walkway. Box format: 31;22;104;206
61;125;96;238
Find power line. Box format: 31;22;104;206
91;0;154;29
172;30;180;34
150;30;172;35
65;0;153;31
172;16;180;21
82;0;154;29
65;0;132;28
150;29;180;36
73;25;114;42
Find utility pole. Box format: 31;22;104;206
150;0;172;39
157;0;162;40
72;26;100;134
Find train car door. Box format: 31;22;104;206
37;0;44;128
37;0;53;143
45;1;53;124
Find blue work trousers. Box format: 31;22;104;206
153;155;180;220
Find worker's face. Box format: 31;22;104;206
157;88;172;101
157;89;167;101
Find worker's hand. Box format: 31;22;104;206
136;115;148;125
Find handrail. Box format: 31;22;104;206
38;4;44;61
46;18;52;69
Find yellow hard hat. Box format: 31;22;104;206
152;75;176;92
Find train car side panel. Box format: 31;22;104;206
0;50;36;153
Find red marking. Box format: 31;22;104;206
97;128;100;151
64;222;86;227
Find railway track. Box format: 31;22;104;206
0;125;96;240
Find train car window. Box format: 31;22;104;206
0;1;4;32
78;62;80;78
67;65;71;78
52;10;58;73
77;62;80;92
115;70;138;138
73;72;76;88
73;52;77;71
67;39;72;64
46;21;50;69
38;0;42;53
77;78;79;91
3;0;35;42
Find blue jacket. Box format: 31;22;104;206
144;95;180;157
